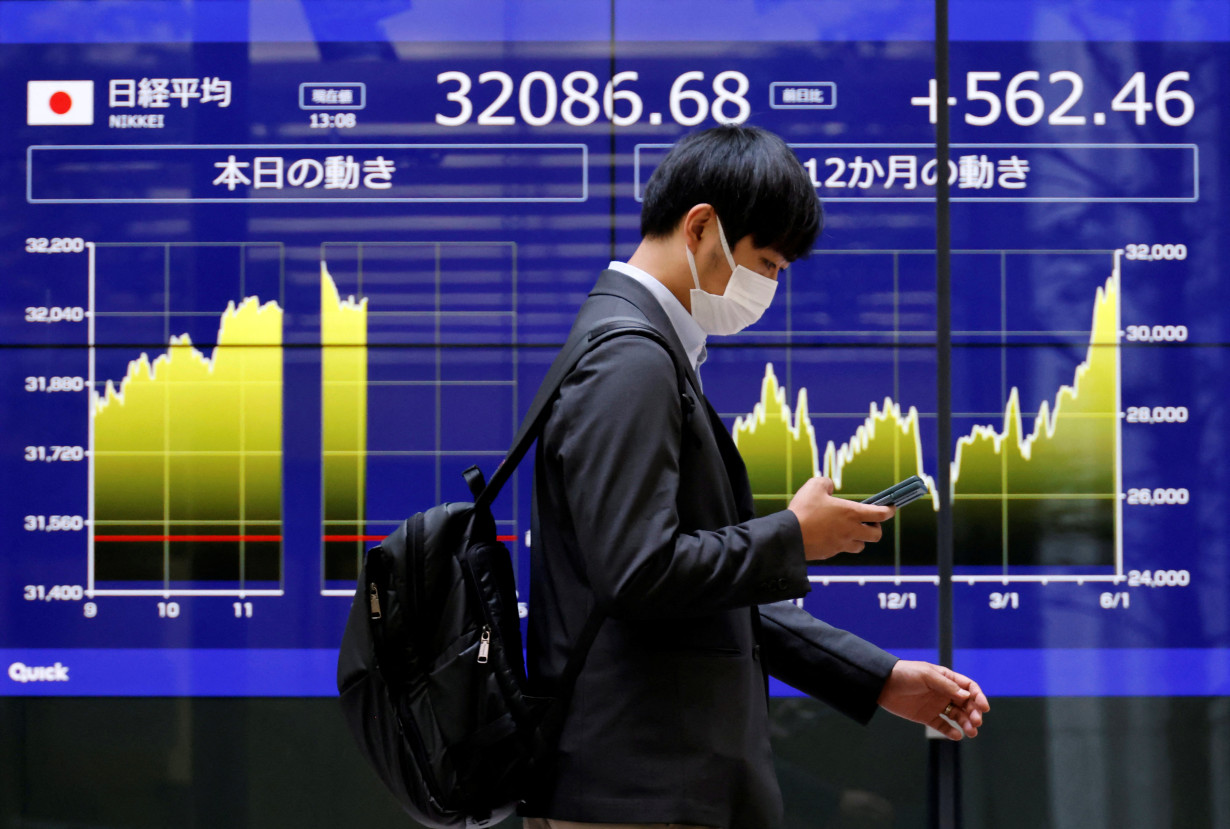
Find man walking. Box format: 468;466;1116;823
520;125;989;829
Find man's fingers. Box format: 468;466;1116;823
931;664;987;736
852;502;895;523
936;702;982;739
930;715;964;741
928;669;968;702
960;702;984;729
947;702;981;736
947;670;991;712
964;679;991;712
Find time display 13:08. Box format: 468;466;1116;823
309;112;357;128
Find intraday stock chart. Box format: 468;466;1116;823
1;1;1226;697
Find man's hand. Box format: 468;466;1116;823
877;660;990;740
787;476;895;561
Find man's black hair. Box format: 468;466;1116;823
640;124;822;262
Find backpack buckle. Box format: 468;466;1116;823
462;465;487;500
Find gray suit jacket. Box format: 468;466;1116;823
521;270;898;828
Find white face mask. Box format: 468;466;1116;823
686;215;778;336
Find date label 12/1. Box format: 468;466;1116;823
878;592;917;610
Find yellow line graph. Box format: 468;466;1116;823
92;296;283;578
733;266;1120;568
321;263;369;558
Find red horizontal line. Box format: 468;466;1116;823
95;534;282;543
323;534;519;543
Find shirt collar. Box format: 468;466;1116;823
607;260;707;373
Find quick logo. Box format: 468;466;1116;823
8;662;70;683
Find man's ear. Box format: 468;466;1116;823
682;203;714;251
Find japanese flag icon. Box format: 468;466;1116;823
27;81;94;125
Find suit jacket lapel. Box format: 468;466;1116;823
701;395;758;523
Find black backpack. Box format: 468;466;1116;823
337;316;690;828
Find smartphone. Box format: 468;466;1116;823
862;475;928;508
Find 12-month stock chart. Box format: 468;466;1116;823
1;3;1226;697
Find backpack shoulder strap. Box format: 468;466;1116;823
471;315;691;510
466;315;691;723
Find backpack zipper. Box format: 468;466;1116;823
368;582;382;620
477;625;491;664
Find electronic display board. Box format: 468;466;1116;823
1;0;1226;698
